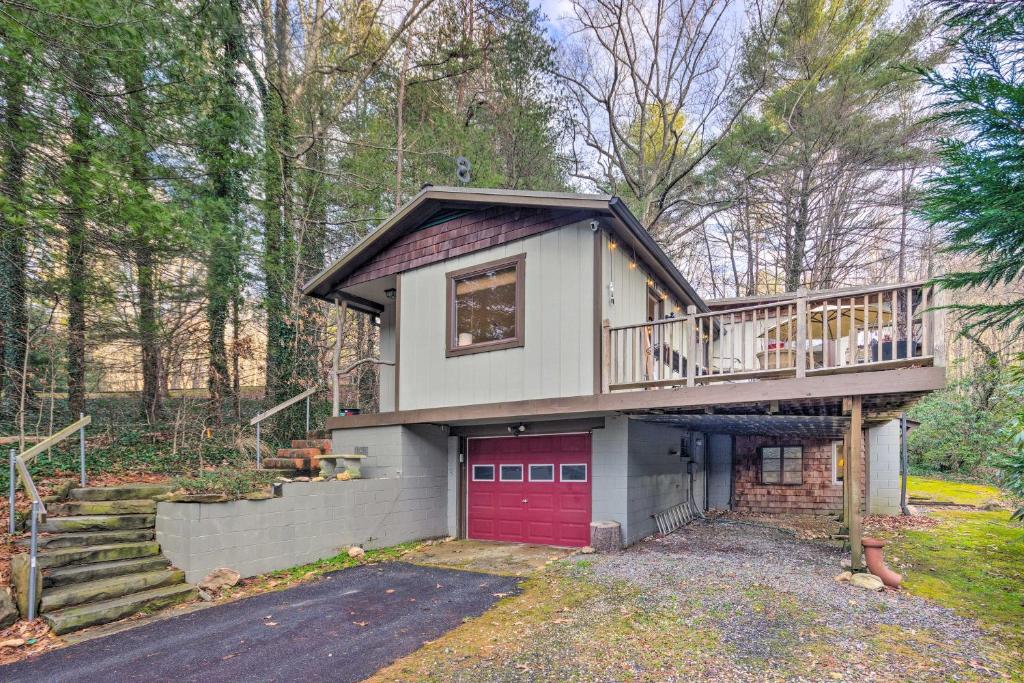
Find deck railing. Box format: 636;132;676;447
605;282;942;392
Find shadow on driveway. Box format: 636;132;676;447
0;562;520;683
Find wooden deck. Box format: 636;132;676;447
326;365;945;429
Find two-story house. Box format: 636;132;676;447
301;186;946;562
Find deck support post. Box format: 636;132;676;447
331;298;348;418
601;319;611;394
847;395;864;570
685;305;697;387
795;287;808;378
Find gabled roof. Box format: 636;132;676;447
302;185;708;312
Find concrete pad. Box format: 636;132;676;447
407;539;574;575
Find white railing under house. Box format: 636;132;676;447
604;281;941;392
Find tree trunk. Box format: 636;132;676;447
0;70;29;422
261;0;297;403
66;103;91;418
785;168;811;291
137;242;162;422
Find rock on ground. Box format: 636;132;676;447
850;572;885;591
0;588;17;628
348;546;365;558
199;568;241;592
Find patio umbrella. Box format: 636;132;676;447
760;301;893;342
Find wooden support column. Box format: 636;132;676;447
795;287;808;378
331;298;348;417
848;395;864;570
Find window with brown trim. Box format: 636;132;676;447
760;445;803;485
446;254;525;357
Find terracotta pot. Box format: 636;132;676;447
862;537;902;588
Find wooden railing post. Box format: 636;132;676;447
332;298;347;417
686;305;697;387
601;319;611;394
795;287;808;378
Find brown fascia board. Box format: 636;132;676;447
302;186;708;313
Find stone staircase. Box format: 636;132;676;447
12;484;197;635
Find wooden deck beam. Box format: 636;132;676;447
326;365;945;430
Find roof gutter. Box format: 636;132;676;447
607;197;709;313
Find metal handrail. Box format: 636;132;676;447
250;387;320;469
6;414;91;620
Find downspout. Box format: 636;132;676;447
900;413;910;516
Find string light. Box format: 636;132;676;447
608;240;618;251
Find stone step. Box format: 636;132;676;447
44;582;197;635
68;484;173;501
263;457;313;471
290;439;331;451
44;556;171;588
49;499;157;516
34;541;161;570
275;447;322;459
41;568;186;613
42;514;155;533
261;468;297;478
17;528;154;549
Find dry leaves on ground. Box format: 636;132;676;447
0;619;60;666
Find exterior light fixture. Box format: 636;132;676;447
384;288;396;300
608;240;617;251
507;423;527;435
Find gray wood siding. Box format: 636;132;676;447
601;230;682;325
397;221;595;410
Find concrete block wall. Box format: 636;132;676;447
625;420;689;545
157;476;447;583
591;416;629;541
867;420;902;515
158;423;451;583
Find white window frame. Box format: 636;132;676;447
559;463;589;483
832;441;845;485
528;463;555;482
471;464;495;482
499;464;524;482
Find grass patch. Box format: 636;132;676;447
367;569;720;682
220;541;425;600
887;508;1024;671
907;476;1004;506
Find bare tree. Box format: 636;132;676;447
557;0;774;255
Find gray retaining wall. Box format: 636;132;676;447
157;476;446;583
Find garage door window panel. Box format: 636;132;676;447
499;464;524;481
529;464;554;481
472;464;495;481
560;464;588;482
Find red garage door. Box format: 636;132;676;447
467;434;591;547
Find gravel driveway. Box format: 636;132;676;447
588;518;1000;679
375;519;1005;682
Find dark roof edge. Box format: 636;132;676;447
607;197;709;313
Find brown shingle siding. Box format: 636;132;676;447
732;436;864;514
341;207;590;287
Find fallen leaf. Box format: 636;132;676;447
353;621;369;627
264;622;278;627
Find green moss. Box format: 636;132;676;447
227;541;424;596
907;476;1004;506
171;469;278;499
887;509;1024;669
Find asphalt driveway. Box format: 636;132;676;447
0;562;520;682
